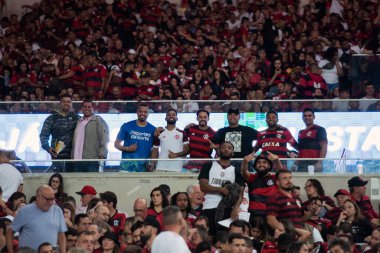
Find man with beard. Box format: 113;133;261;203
131;221;144;247
141;216;161;253
115;103;156;172
40;94;80;172
241;152;282;219
266;170;303;230
185;110;216;172
198;141;245;235
253;111;298;168
151;109;189;172
296;108;328;172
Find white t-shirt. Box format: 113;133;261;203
152;231;190;253
331;97;349;112
153;128;189;172
0;163;23;200
359;97;377;111
198;162;243;210
318;59;341;84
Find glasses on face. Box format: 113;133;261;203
134;209;144;213
41;195;55;202
304;184;313;190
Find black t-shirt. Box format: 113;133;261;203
351;219;373;243
212;125;258;158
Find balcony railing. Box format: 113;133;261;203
11;158;380;175
0;98;379;113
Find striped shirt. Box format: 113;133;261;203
267;190;303;228
254;125;298;158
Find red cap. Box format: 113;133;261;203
76;185;97;196
334;189;350;197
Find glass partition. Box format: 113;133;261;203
11;158;380;175
0;98;379;114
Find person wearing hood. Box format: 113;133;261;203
241;152;282;220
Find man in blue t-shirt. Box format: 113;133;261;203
114;103;156;172
7;185;67;252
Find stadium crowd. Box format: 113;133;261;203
0;165;380;253
0;0;379;113
0;0;380;252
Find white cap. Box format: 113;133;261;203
127;49;137;55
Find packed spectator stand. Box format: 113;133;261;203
0;0;380;253
0;0;378;113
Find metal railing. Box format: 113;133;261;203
12;158;380;174
0;98;379;113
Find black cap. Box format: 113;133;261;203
253;155;273;170
141;71;150;78
98;232;120;246
227;107;240;115
143;216;161;233
348;176;368;187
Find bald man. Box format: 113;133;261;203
94;205;110;222
6;185;67;253
133;198;147;220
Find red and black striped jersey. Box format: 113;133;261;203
83;64;107;89
186;126;216;158
298;125;327;158
254;125;298;158
246;173;278;215
267;190;304;228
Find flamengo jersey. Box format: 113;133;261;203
186;126;216;158
246;173;278;215
153;128;189;172
267;190;304;228
198;162;244;210
83;64;107;89
254;125;297;158
108;211;126;235
298;125;327;158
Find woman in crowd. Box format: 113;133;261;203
7;192;26;216
170;192;196;224
337;199;373;243
62;202;75;228
99;231;120;253
286;242;310;253
48;173;68;205
303;179;335;216
146;187;169;227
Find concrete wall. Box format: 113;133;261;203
23;173;380;216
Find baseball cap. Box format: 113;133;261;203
143;216;161;233
348;176;368;188
98;231;120;246
0;215;14;223
253;154;273;169
140;71;150;78
127;49;137;55
76;185;97;196
227;107;240;115
334;189;350;197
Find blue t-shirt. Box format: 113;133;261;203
116;120;156;172
11;203;67;249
